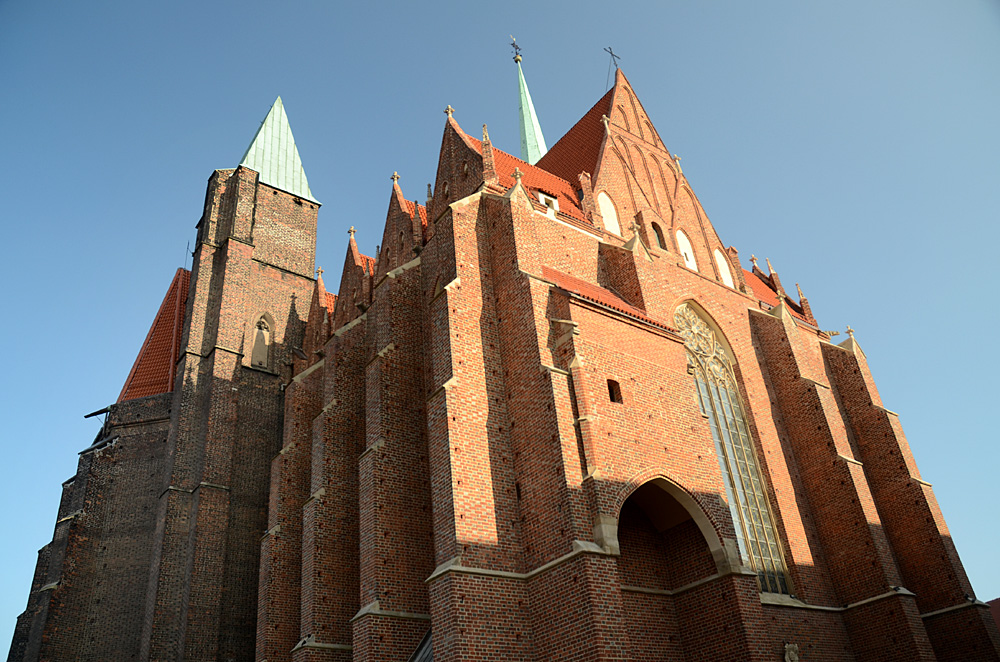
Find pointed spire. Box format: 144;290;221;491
515;51;548;165
239;97;317;203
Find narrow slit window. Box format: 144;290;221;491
608;379;623;403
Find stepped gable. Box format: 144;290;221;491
535;86;614;185
117;268;190;402
742;268;811;323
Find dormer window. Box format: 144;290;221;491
538;192;559;217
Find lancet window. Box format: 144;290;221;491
674;303;790;594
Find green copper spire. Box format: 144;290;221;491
515;55;547;165
239;96;317;203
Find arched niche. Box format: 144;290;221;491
597;191;622;236
250;312;275;369
675;229;698;271
714;249;735;288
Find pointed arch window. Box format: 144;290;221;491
651;222;667;250
674;303;790;594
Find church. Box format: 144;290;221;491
9;55;1000;662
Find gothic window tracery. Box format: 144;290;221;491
674;303;790;594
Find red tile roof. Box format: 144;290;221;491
535;87;614;187
742;269;809;323
465;136;588;223
118;268;190;402
402;198;428;227
541;266;673;331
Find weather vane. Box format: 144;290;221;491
511;35;522;62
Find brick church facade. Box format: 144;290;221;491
9;68;1000;661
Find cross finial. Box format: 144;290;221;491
672;154;683;174
846;325;855;338
511;35;522;63
604;46;621;70
750;254;758;268
600;114;610;132
348;226;356;237
444;105;455;117
629;220;639;236
512;167;523;183
391;171;400;183
316;266;324;278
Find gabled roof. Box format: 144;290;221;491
743;269;810;323
535;87;613;186
465;135;587;223
118;268;190;402
403;199;428;228
239;96;318;203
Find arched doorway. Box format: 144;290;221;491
616;478;763;662
617;479;719;661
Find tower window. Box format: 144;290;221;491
674;303;790;595
607;379;623;403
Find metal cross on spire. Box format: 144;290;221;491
604;46;621;69
511;35;522;63
604;47;622;91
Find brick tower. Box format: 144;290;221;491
8;97;319;661
10;68;1000;662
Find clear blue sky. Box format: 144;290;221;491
2;0;998;650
